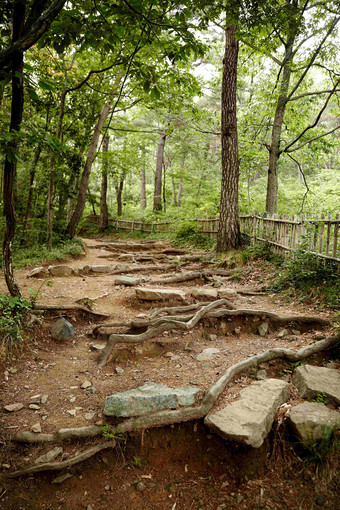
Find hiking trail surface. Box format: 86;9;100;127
0;237;338;510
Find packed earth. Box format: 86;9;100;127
0;237;339;510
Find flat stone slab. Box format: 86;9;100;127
218;288;238;298
292;364;340;405
135;287;187;302
48;265;74;277
205;379;290;448
104;382;199;417
288;402;340;445
91;265;115;273
191;288;218;300
114;276;142;286
27;267;49;278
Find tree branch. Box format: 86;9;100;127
285;124;340;153
288;88;340;101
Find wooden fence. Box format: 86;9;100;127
197;214;340;263
86;213;340;263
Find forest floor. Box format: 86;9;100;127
0;236;338;510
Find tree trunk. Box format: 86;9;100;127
116;179;124;217
99;135;109;231
216;25;240;253
21;145;41;241
176;153;185;206
2;1;26;297
67;103;111;238
47;89;66;250
153;132;166;211
172;177;177;205
265;33;295;214
140;166;146;209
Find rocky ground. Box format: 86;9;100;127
0;237;339;510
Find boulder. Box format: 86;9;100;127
104;382;199;417
288;402;340;445
135;287;187;302
51;318;74;341
196;348;220;362
191;288;218;300
292;364;340;405
27;267;49;278
204;378;290;448
258;323;269;337
48;265;74;277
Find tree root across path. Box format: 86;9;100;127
96;298;331;367
8;334;340;478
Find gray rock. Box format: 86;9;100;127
41;394;49;404
91;265;114;273
28;267;49;278
90;343;105;351
30;394;41;403
204;378;290;448
209;334;217;342
278;329;290;337
4;402;24;412
104;382;199;417
52;473;73;484
258;323;269;337
85;412;96;420
256;369;267;381
292;364;340;405
114;276;141;286
135;482;146;492
115;367;125;375
191;288;218;300
48;265;74;277
35;446;63;464
32;423;41;433
51;318;74;341
196;348;220;362
81;379;92;389
29;404;40;410
135;287;187;302
288;402;340;445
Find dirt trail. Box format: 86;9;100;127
0;237;337;510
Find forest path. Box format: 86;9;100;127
0;237;336;510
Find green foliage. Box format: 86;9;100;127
0;294;32;353
101;424;125;442
312;393;328;404
241;241;281;264
174;221;215;249
300;424;339;465
274;247;340;308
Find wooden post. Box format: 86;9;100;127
325;214;331;257
318;214;325;255
332;214;339;259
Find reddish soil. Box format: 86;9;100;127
0;237;338;509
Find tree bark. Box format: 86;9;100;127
216;25;240;253
2;0;26;297
265;33;295;214
116;179;124;217
67;103;111;238
21;145;41;241
176;153;185;206
153;131;166;211
140;165;146;209
99;135;109;231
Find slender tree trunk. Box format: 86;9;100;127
21;145;41;240
116;179;124;217
67;103;111;238
172;177;177;205
176;153;185;206
216;25;240;253
266;34;295;214
47;89;66;249
2;1;26;296
99;135;109;231
140;166;146;209
153;132;166;211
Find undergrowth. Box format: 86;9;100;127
0;294;33;356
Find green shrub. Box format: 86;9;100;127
0;294;32;353
174;221;215;249
241;241;281;264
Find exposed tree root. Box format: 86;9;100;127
151;269;244;285
10;335;339;466
110;263;182;275
98;300;228;367
33;304;109;319
8;441;116;478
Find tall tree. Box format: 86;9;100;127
153;131;167;211
99;135;109;231
216;24;240;252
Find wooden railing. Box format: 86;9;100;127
197;214;340;263
86;213;340;263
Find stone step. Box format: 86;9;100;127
204;378;290;448
292;364;340;405
288;402;340;445
135;287;187;302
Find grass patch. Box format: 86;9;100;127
0;238;85;270
0;294;33;358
